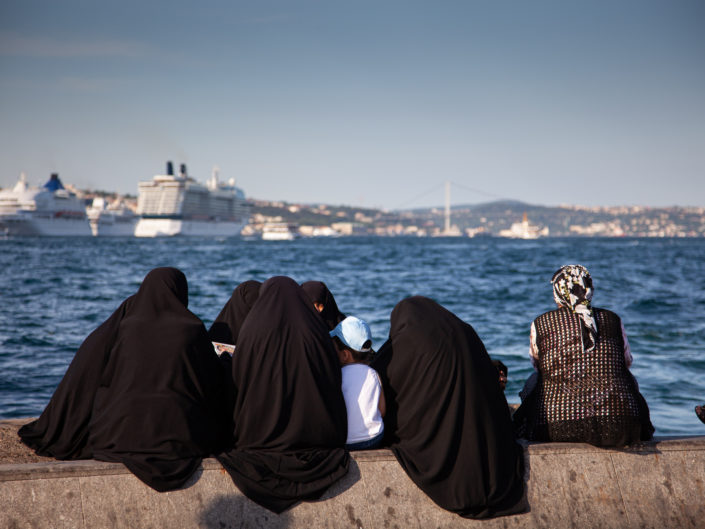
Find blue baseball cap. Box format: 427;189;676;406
330;316;374;353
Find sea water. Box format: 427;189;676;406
1;236;704;435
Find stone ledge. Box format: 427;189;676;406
3;418;705;528
521;435;705;454
3;434;702;482
0;452;399;483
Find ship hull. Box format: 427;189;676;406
134;218;247;237
90;216;139;236
0;213;92;236
97;223;138;236
262;232;296;241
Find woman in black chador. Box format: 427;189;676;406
513;264;654;446
208;280;262;345
301;280;346;330
19;267;230;491
217;276;349;513
371;296;525;519
207;279;262;432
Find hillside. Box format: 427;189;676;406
248;198;705;237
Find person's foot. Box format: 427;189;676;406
695;405;705;424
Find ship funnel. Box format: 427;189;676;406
207;165;220;190
180;163;187;177
44;173;65;191
166;161;174;175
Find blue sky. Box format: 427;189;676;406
1;0;703;209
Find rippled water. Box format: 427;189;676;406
1;236;704;435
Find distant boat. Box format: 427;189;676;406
310;226;341;237
465;227;494;238
433;225;463;237
0;173;92;236
498;212;549;239
261;222;300;241
86;197;138;236
134;162;249;237
0;173;36;216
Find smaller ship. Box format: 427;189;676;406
498;212;549;239
261;222;300;241
0;173;37;215
0;173;92;236
86;197;138;236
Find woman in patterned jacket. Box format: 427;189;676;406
513;264;654;447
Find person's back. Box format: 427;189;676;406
19;267;231;492
331;316;385;450
372;296;525;519
530;306;650;446
341;363;385;447
515;264;653;447
216;276;349;513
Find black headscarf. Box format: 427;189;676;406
208;280;262;345
19;267;230;491
371;296;525;519
217;276;349;513
301;280;346;330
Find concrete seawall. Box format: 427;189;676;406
2;431;704;529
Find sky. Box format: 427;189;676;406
1;1;704;210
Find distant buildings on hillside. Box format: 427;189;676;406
246;199;705;238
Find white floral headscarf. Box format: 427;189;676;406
551;264;598;352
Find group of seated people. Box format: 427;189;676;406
18;264;653;519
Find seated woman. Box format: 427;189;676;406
513;264;654;446
208;280;262;431
217;276;349;513
18;267;230;491
371;296;525;519
301;280;346;330
208;280;262;346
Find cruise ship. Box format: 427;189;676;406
0;173;92;236
134;162;249;237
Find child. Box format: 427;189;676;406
330;316;385;450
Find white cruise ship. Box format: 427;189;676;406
134;162;249;237
0;173;92;236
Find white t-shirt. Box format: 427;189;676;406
341;363;384;444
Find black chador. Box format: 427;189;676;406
19;267;230;491
217;276;349;513
208;279;262;430
301;280;346;330
372;296;525;519
209;280;262;345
